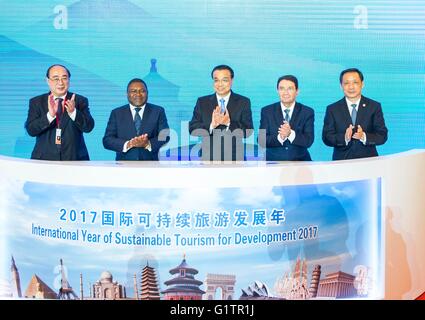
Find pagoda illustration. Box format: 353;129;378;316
143;58;190;132
140;262;160;300
161;254;205;300
143;58;180;104
143;58;194;160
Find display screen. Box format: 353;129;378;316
0;0;423;160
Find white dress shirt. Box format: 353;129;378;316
47;93;77;123
345;97;367;145
123;104;152;152
209;92;231;133
277;101;296;145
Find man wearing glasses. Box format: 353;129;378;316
259;75;314;161
189;65;253;161
25;64;95;160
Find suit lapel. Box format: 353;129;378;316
125;105;137;136
290;103;302;126
206;94;218;125
226;92;236;115
42;93;50;114
355;96;368;126
338;98;352;127
209;94;218;111
140;103;151;133
274;102;284;125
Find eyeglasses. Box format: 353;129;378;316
49;76;69;83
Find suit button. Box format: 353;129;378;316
285;147;288;150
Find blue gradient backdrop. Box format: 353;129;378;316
0;0;424;160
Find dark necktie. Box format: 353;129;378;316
284;108;290;123
134;107;142;135
56;98;63;126
351;104;357;125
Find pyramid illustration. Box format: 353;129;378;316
24;274;57;299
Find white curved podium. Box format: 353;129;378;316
0;150;424;300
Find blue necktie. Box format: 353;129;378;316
284;108;290;123
351;104;357;125
56;98;63;127
219;98;225;113
134;107;142;135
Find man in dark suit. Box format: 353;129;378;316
189;65;253;161
322;68;388;160
25;64;94;160
259;75;314;161
103;78;169;160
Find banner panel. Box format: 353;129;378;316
1;176;383;300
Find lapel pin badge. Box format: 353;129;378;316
362;103;366;107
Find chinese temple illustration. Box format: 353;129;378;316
143;59;191;132
92;271;126;300
142;58;196;160
161;255;205;300
140;262;160;300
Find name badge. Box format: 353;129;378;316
55;128;62;145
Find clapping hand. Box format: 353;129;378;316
211;106;221;129
65;94;76;113
278;121;291;139
352;125;364;140
211;106;231;129
129;134;149;148
48;94;57;117
345;125;354;142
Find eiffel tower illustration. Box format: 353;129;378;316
57;258;78;299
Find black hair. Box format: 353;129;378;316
276;75;298;90
46;64;71;78
339;68;364;83
127;78;148;92
211;65;234;79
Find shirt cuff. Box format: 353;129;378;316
361;132;367;145
47;112;55;123
123;141;130;153
145;141;152;152
287;130;296;143
277;134;286;145
68;108;77;121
